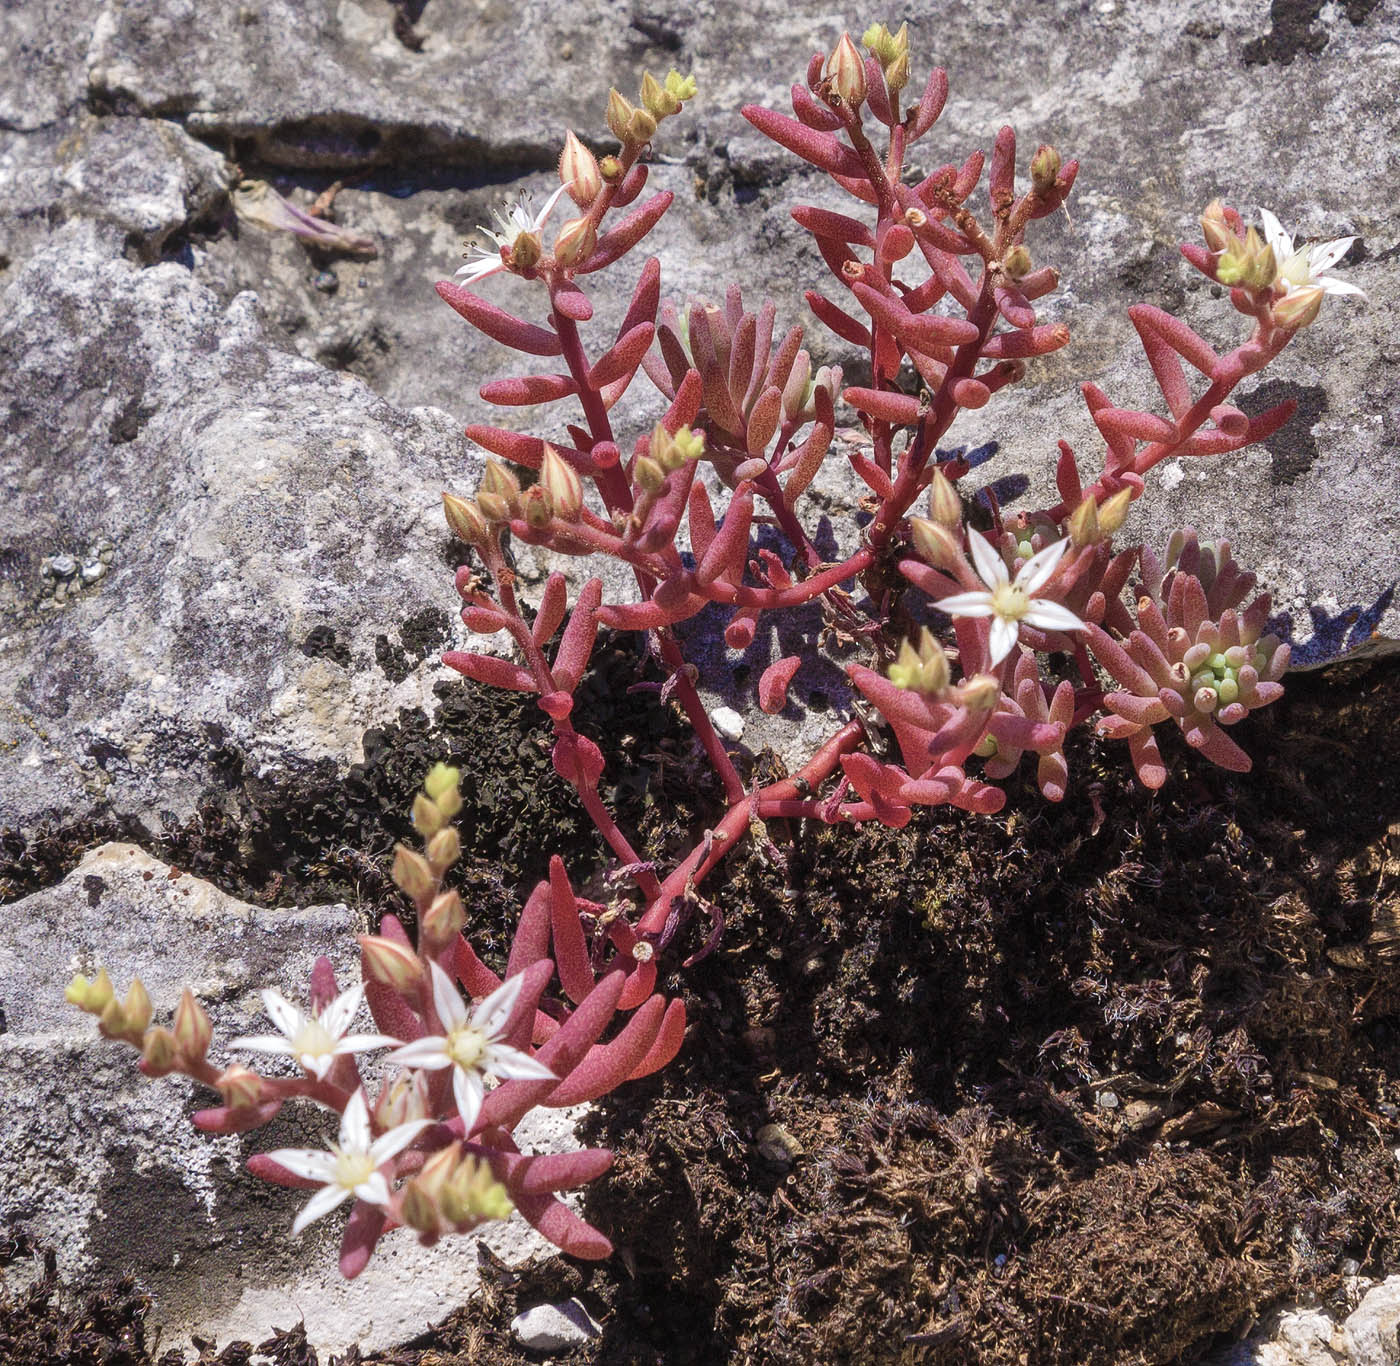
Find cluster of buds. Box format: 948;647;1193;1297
1086;534;1289;788
73;764;685;1274
1193;199;1363;332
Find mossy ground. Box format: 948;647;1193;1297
3;655;1398;1365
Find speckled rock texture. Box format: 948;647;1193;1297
0;844;585;1355
0;0;1397;1359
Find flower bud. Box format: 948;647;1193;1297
421;889;466;948
639;71;680;119
627;107;658;144
884;47;910;94
65;967;115;1014
663;69;697;102
476;491;513;524
399;1177;442;1236
358;934;423;996
441;1156;514;1225
442;492;491;548
910;517;963;571
375;1069;431;1130
672;425;706;463
553;215;597;269
826;33;867;108
861;22;898;63
479;460;522;518
172;987;212;1062
520;483;554;529
1241;230;1277;290
1002;244;1032;280
426;826;460;873
392;844;436;900
216;1063;265;1110
1030;144;1061;196
141;1026;178;1075
781;350;812;420
417;1142;460;1201
424;762;461;808
1097;486;1133;537
959;673;1002;711
927;470;962;529
559;130;601;206
1199;199;1232;254
123;978;152;1035
598;154;624;183
412;792;445;839
606;89;635;143
540;444;583;521
1273;284;1325;331
633;455;665;494
1068;494;1101;547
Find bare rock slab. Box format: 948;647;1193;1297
0;843;585;1356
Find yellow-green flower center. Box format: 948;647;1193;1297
447;1025;487;1071
292;1019;336;1060
333;1148;374;1190
990;583;1029;622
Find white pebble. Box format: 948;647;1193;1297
510;1299;602;1352
710;705;745;741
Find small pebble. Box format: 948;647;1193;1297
1096;1089;1119;1110
510;1299;601;1352
80;561;106;584
48;553;77;578
756;1123;802;1164
314;269;339;294
710;705;745;741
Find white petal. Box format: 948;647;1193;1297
333;1032;400;1056
1318;277;1366;298
291;1183;352;1235
1023;601;1088;634
1016;538;1068;595
937;591;997;619
987;616;1020;665
1258;208;1291;260
483;1041;556;1082
261;990;304;1040
454;255;505;285
301;1053;335;1081
338;1090;373;1151
967;532;1009;590
320;984;364;1040
1308;236;1354;274
471;972;524;1041
264;1147;338;1183
453;1066;486;1135
353;1172;391;1208
532;180;575;231
428;961;468;1031
368;1118;434;1167
387;1037;453;1070
227;1034;296;1057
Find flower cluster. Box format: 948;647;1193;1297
69;764;684;1273
73;29;1362;1277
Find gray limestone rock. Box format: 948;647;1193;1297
0;219;481;835
511;1297;604;1352
0;843;586;1356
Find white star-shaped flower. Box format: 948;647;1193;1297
455;182;574;286
265;1089;431;1235
939;535;1086;666
230;983;397;1082
1258;208;1365;300
387;963;555;1136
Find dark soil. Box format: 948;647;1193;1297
4;657;1398;1365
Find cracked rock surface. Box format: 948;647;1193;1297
0;0;1397;1359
